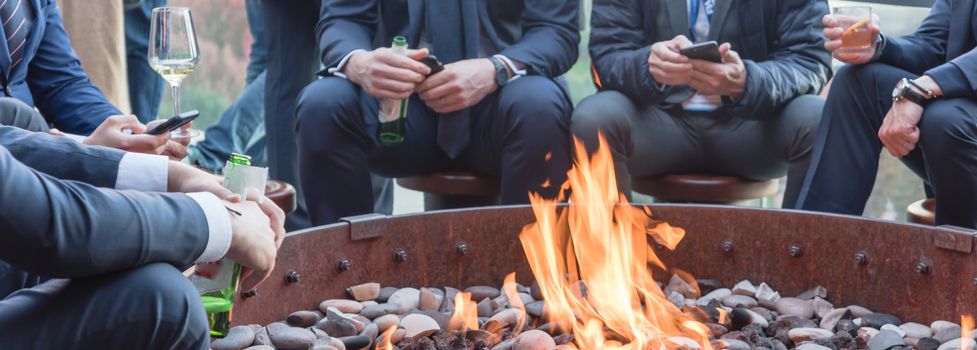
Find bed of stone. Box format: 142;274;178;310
210;277;973;350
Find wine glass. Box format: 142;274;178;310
148;7;200;139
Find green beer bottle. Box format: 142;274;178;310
378;36;409;144
200;153;250;337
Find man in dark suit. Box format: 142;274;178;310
572;0;831;206
0;127;285;349
796;0;977;228
296;0;579;225
0;0;184;158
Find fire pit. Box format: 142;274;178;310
230;143;977;350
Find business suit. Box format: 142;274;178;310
0;0;121;134
572;0;831;206
0;144;210;349
796;0;977;228
296;0;579;225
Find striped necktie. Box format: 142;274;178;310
1;0;32;71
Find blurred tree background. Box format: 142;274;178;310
170;0;930;222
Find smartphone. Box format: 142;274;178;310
146;110;200;135
419;55;445;76
679;41;722;63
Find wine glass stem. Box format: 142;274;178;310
171;83;181;114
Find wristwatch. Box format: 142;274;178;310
488;56;509;87
892;78;932;106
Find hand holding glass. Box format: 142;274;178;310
148;7;200;139
832;6;875;54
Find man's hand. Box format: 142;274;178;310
226;189;285;292
879;76;942;157
146;119;191;161
689;43;747;100
85;115;169;154
648;35;694;85
823;13;881;64
167;161;238;201
417;58;497;113
345;47;431;100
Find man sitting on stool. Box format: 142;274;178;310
795;0;977;228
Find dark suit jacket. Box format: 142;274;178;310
5;0;120;135
0;142;209;279
0;126;123;188
879;0;977;99
317;0;579;79
589;0;832;119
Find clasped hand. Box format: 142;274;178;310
346;48;498;114
61;115;190;160
647;35;746;100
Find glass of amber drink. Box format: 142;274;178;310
833;6;875;54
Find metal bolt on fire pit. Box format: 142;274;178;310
916;260;931;275
285;270;300;284
854;251;869;265
457;243;470;256
721;239;734;253
240;288;257;299
788;244;804;257
337;258;352;272
394;249;408;262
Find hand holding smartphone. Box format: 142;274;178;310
418;55;445;76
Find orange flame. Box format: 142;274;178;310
377;324;396;350
518;135;712;349
503;272;528;334
448;291;479;332
963;315;974;350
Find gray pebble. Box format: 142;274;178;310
797;285;828;300
938;338;977;350
862;313;902;329
935;325;963;344
465;285;501;301
775;297;814;319
269;325;317;350
286;310;322;328
918;337;943;350
868;330;905;350
211;325;255;350
377;287;398;303
717;338;751;350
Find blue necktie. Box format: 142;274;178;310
427;0;476;159
1;0;31;71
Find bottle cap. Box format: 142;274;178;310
229;153;252;166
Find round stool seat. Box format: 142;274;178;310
632;174;779;203
907;198;935;226
265;180;297;214
397;171;500;197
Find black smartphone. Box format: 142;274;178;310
679;41;722;63
419;55;445;76
146;110;200;135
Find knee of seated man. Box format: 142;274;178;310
295;77;361;132
919;99;977;149
571;90;636;139
779;95;824;133
498;76;570;128
127;263;208;346
833;63;892;90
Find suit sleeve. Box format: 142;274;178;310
26;1;121;135
317;0;378;69
0;126;122;188
497;0;580;78
0;146;209;279
876;0;949;76
723;0;832;120
588;0;669;103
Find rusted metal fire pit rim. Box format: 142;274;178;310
286;203;977;239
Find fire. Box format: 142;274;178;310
503;272;528;334
377;324;396;350
518;136;713;349
963;315;974;350
447;291;479;332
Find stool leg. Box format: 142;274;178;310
423;194;499;211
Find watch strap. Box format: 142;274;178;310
489;56;508;87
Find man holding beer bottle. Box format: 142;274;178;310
795;0;977;228
295;0;580;225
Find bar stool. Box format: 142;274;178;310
265;180;297;214
397;171;500;210
906;198;935;226
631;174;780;204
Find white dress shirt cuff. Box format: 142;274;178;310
187;192;233;263
493;54;527;83
328;49;368;79
115;153;168;192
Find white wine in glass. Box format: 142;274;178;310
148;7;200;138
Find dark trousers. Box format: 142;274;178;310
572;91;822;207
125;0;166;123
296;76;573;225
262;0;320;230
0;263;208;349
796;63;977;228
